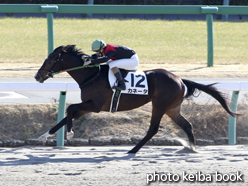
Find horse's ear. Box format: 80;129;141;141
62;45;67;53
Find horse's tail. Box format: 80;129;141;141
182;79;239;117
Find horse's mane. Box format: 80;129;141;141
62;45;87;57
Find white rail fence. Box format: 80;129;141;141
0;81;247;146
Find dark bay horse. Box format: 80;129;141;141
35;45;238;153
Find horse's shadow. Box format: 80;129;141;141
0;153;136;166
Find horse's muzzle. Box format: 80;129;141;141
34;72;44;83
34;71;52;83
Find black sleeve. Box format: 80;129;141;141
90;51;116;65
91;54;98;59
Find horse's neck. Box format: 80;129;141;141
63;53;103;86
62;54;91;85
67;67;99;86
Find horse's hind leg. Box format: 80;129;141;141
128;109;164;154
166;105;196;150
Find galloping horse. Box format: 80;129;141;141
35;45;238;153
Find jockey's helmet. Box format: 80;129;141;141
91;39;106;52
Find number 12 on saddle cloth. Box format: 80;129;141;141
108;70;148;112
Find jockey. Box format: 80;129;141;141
82;39;139;91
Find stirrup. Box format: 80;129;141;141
112;83;126;91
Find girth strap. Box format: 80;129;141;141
110;89;121;113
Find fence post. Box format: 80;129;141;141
46;12;54;55
228;91;239;145
41;5;58;55
56;91;67;147
206;14;214;67
201;7;218;67
222;0;230;21
87;0;94;18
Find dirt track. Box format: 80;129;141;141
0;145;247;186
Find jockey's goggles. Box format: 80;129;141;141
93;49;101;53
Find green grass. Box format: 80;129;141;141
0;17;248;65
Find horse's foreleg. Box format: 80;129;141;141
66;109;89;140
66;110;89;140
66;104;76;140
128;111;164;154
38;117;67;141
66;101;102;140
38;100;102;141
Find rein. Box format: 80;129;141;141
79;65;101;88
49;55;101;88
51;63;100;76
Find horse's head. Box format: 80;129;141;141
35;45;86;83
34;46;65;83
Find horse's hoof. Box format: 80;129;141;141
38;135;47;141
184;146;198;153
67;131;74;140
37;131;51;141
189;144;197;153
128;150;137;154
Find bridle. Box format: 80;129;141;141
37;52;101;87
35;53;62;82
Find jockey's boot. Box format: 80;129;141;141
111;67;126;91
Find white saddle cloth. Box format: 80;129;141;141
108;69;148;95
